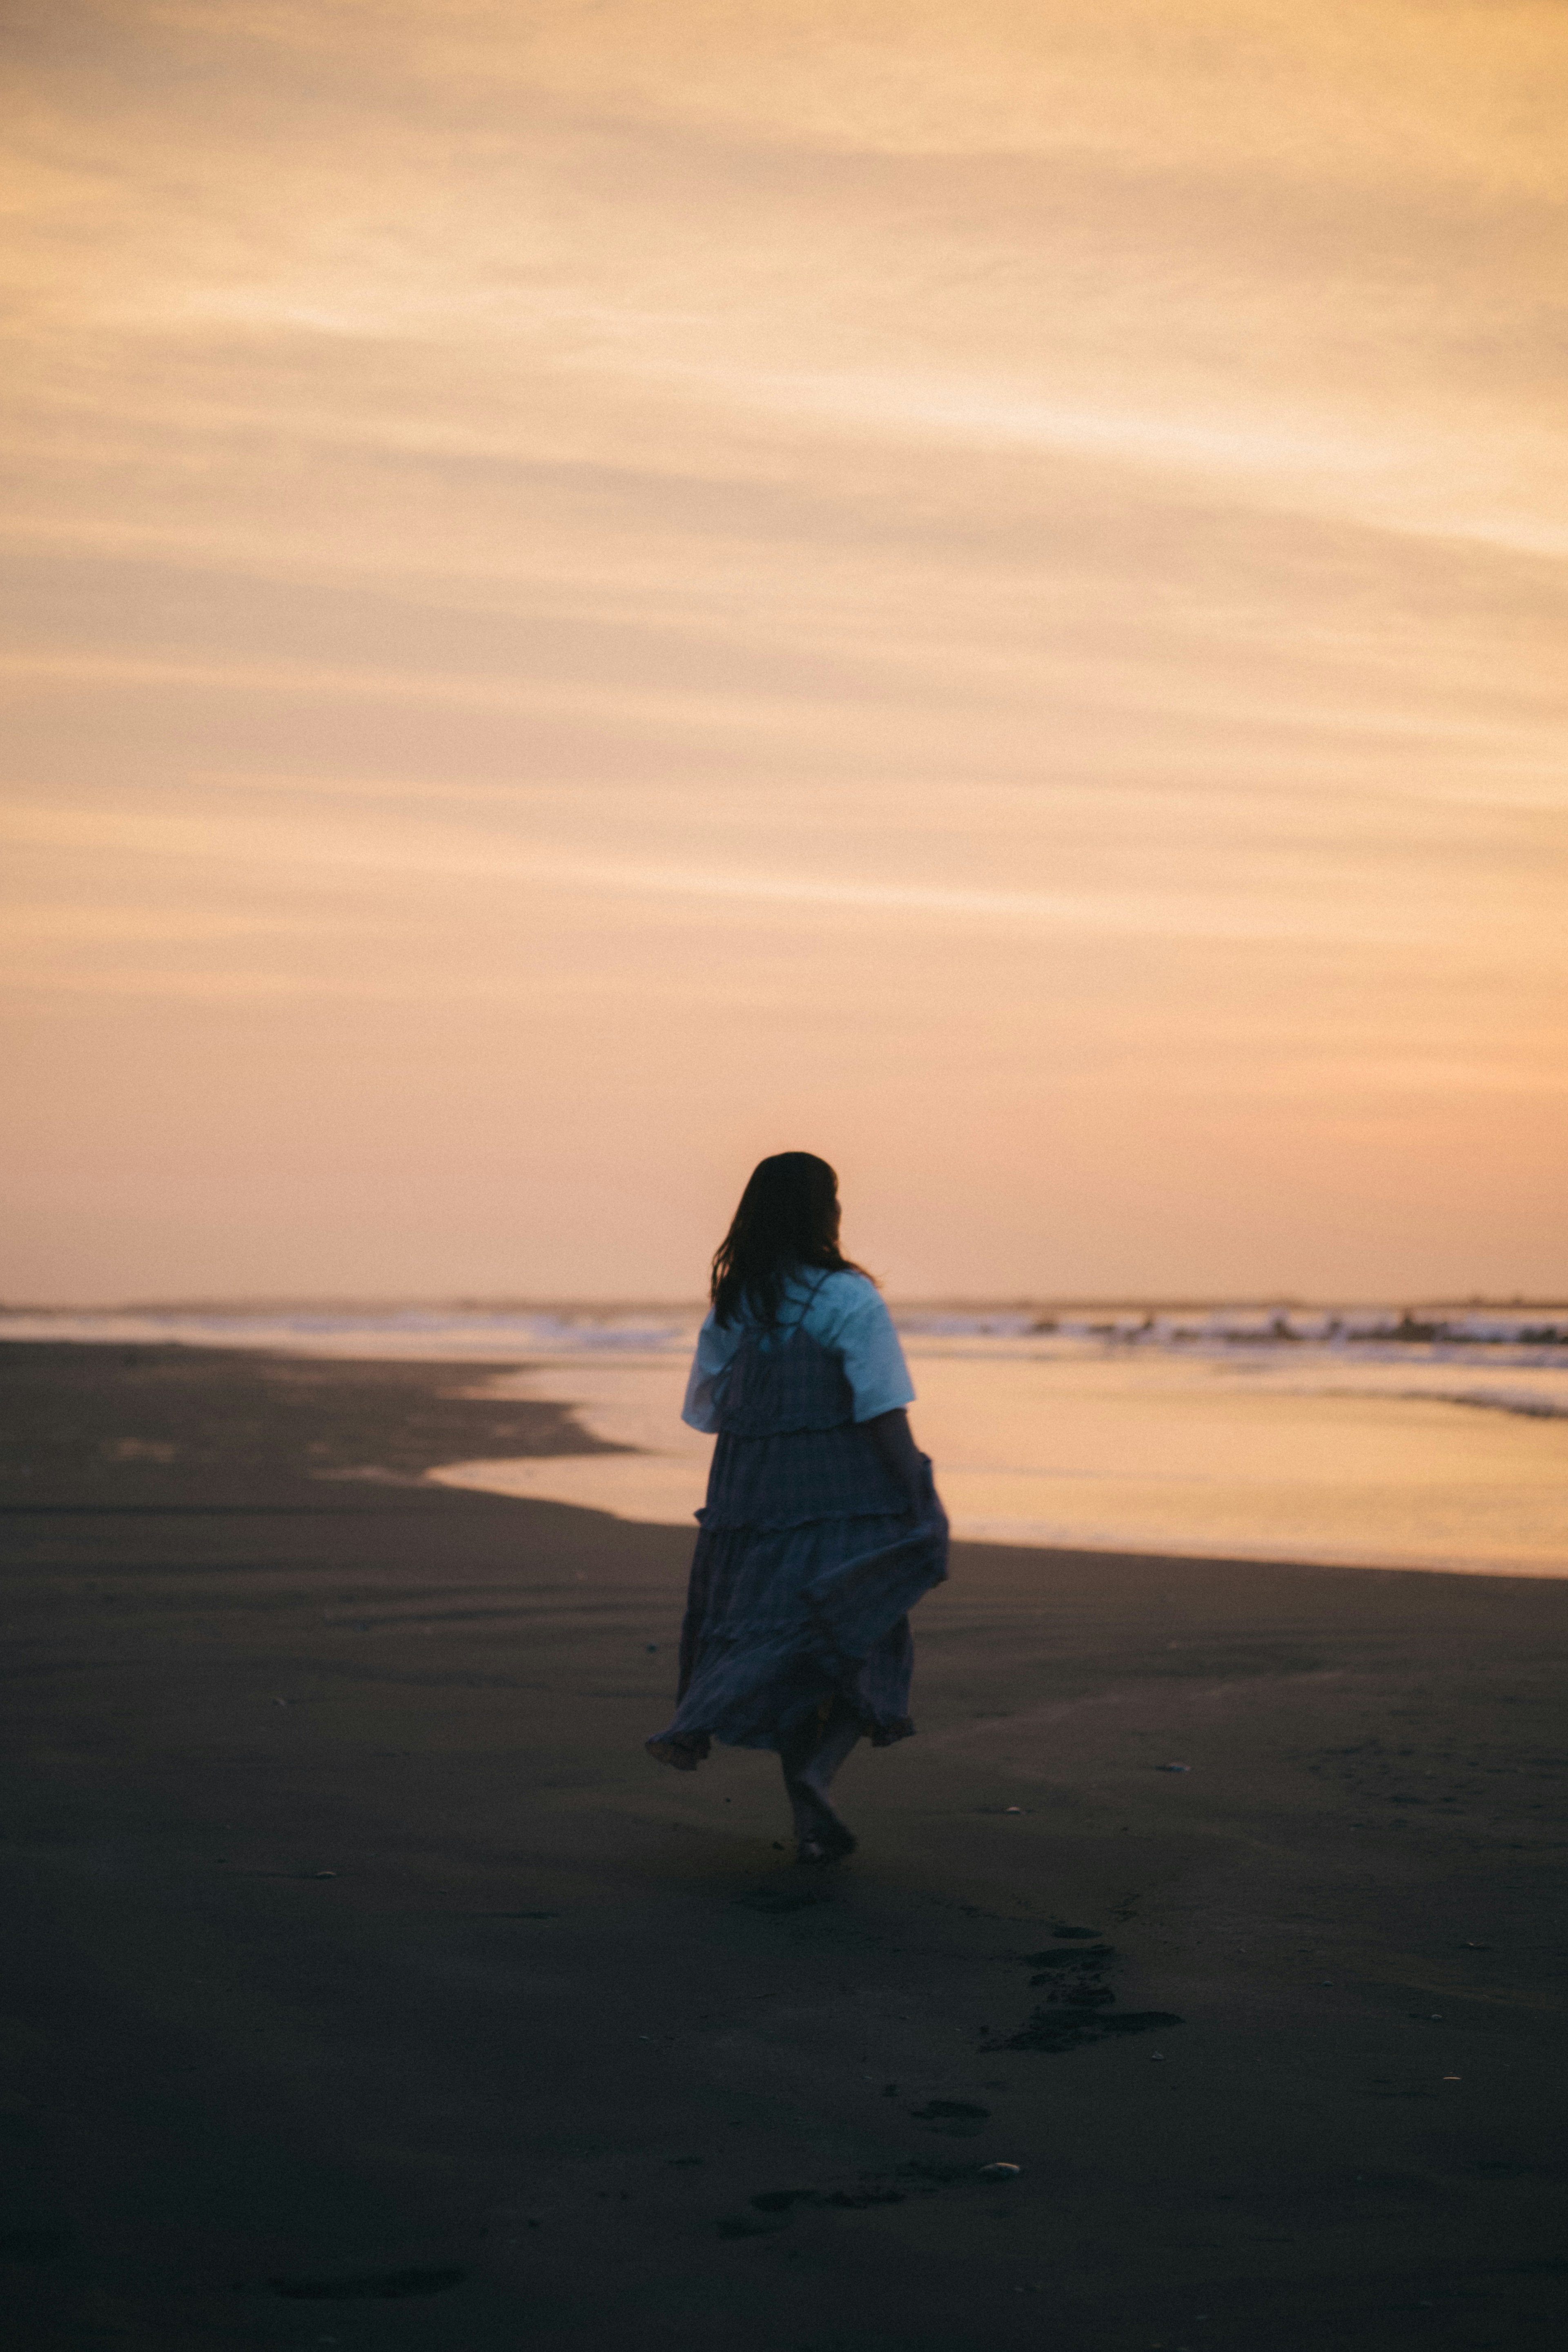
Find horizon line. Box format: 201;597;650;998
4;1295;1565;1317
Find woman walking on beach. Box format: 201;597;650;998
647;1153;948;1864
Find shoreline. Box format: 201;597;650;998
10;1330;1566;1579
430;1451;1568;1581
2;1339;1566;2350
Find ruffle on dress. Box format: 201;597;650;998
648;1318;947;1760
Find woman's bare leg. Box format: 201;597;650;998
780;1698;862;1859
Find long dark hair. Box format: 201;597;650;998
710;1152;871;1328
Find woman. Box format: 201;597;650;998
647;1152;948;1864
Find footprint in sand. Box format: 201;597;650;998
984;1938;1183;2054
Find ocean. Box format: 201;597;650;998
9;1298;1565;1576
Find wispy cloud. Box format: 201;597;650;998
3;0;1564;1298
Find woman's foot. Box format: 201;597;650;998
781;1697;864;1856
796;1817;857;1864
646;1735;704;1771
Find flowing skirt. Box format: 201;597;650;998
648;1498;947;1760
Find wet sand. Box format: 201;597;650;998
1;1341;1565;2352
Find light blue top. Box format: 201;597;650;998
682;1268;916;1432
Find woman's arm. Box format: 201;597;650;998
680;1310;737;1432
862;1407;926;1509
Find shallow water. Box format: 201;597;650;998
9;1303;1565;1574
431;1341;1568;1575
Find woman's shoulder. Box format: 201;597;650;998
801;1267;886;1327
694;1303;742;1356
819;1266;881;1304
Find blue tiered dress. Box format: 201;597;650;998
648;1273;948;1762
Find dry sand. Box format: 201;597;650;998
1;1341;1564;2351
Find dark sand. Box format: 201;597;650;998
1;1341;1565;2352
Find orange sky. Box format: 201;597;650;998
4;1;1566;1302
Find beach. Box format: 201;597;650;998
2;1339;1565;2351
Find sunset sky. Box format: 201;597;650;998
4;1;1565;1303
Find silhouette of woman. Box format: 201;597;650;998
647;1154;948;1863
